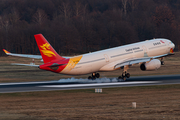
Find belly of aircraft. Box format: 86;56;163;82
60;62;105;75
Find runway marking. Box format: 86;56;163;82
39;81;161;88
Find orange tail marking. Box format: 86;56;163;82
61;56;83;72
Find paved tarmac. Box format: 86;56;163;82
0;74;180;93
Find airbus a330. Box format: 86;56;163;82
3;34;175;81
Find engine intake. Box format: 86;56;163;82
140;59;161;71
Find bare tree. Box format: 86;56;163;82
122;0;128;16
59;2;72;24
0;16;10;30
32;9;48;25
9;7;21;25
80;4;88;24
74;1;82;17
129;0;139;12
0;16;10;50
153;5;174;27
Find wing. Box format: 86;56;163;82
11;63;39;67
114;53;173;69
3;49;42;59
3;49;71;60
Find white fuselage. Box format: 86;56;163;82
61;39;175;75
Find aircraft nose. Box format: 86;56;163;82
172;42;175;49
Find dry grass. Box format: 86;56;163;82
0;85;180;120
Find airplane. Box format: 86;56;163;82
3;34;175;81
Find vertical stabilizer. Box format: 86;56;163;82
34;34;64;63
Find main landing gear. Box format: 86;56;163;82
88;72;100;80
118;65;130;81
118;72;130;81
88;65;131;81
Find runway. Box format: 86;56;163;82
0;74;180;93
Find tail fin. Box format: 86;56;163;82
34;34;64;63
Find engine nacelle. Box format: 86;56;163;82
140;59;161;71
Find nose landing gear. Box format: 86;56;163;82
161;57;165;65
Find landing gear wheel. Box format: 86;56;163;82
92;76;96;80
118;76;122;79
126;73;130;78
88;76;92;80
161;61;165;65
92;73;96;77
117;73;130;81
91;73;96;80
117;76;122;82
122;76;126;81
95;73;100;78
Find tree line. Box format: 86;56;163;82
0;0;180;56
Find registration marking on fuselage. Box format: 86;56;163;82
39;81;160;88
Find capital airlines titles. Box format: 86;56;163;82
125;47;140;52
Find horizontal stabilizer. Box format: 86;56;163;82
11;63;39;67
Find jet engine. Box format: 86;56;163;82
140;59;161;71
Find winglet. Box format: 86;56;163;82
3;49;10;54
34;34;65;63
